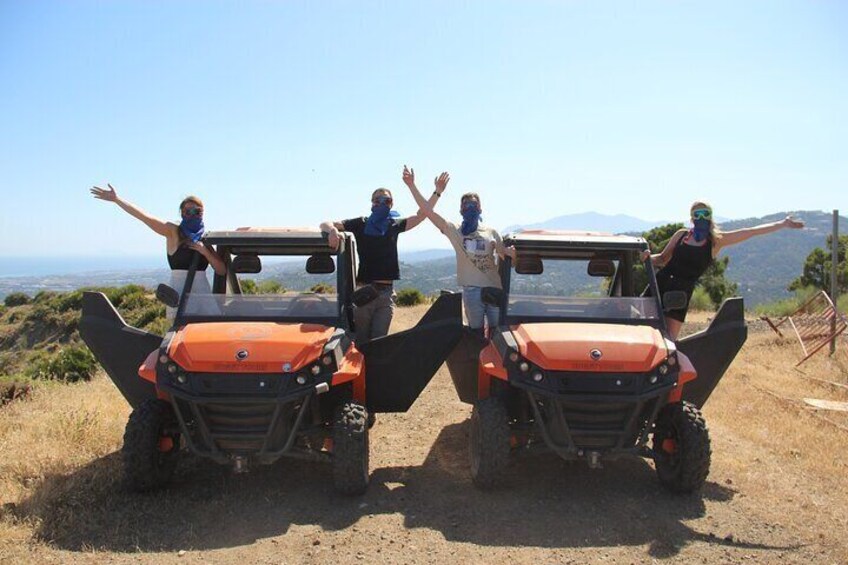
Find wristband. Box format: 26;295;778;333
433;191;442;198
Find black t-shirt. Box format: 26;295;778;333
342;216;408;283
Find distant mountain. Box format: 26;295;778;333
504;212;664;235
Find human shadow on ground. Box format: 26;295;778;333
17;420;797;558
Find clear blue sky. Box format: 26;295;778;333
1;0;845;257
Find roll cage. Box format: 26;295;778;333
172;229;357;328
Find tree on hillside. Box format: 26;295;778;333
633;222;737;309
788;234;848;294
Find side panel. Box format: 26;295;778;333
445;328;488;404
360;293;463;413
676;297;748;408
78;292;162;409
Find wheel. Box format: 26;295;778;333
652;401;711;493
332;401;370;495
122;399;180;492
469;397;511;489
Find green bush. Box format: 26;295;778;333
310;283;333;294
687;287;713;311
241;279;258;294
396;288;425;307
754;286;820;317
27;345;98;382
4;292;31;307
838;293;848;315
258;280;284;294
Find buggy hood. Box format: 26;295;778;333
512;323;668;373
168;322;335;374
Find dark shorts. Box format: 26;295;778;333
644;273;696;324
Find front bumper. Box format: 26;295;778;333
159;372;331;465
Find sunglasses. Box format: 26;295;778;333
372;196;393;206
183;207;203;217
692;208;712;221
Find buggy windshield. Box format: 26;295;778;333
507;253;660;322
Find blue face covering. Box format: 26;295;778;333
180;216;205;243
364;203;400;237
692;219;711;242
460;203;482;236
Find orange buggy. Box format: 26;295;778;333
81;229;462;495
446;230;747;492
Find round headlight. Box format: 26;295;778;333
296;375;307;385
159;354;169;364
519;362;530;373
322;354;333;366
310;365;321;376
532;372;543;382
176;373;187;384
667;355;677;367
658;364;669;375
167;363;178;374
649;375;658;384
509;351;519;363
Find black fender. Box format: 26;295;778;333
677;297;748;408
359;292;463;413
78;292;162;409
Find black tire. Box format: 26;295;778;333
332;401;370;495
122;399;180;492
652;401;711;494
469;397;511;489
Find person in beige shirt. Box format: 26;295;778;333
402;166;515;337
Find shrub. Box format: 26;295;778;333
241;279;258;294
839;293;848;315
755;286;820;318
258;280;284;294
4;292;31;307
27;345;98;382
396;288;425;307
310;283;333;294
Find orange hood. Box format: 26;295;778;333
512;323;668;373
168;322;335;374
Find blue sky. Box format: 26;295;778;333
1;0;845;257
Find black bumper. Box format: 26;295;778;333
159;373;329;465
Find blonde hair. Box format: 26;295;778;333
690;200;722;241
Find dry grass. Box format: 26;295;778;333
2;306;848;563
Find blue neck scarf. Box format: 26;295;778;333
460;205;482;236
692;219;711;242
364;204;400;237
180;217;205;243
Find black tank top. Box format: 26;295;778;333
657;231;713;284
167;244;209;271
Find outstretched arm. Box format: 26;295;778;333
715;216;804;252
90;183;172;237
402;166;449;232
641;229;687;268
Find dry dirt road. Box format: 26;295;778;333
2;306;848;564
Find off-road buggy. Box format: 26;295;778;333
80;228;462;495
445;230;747;492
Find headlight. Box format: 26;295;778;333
658;364;669;376
667;354;677;367
519;362;530;373
508;351;520;363
321;354;334;366
310;365;321;376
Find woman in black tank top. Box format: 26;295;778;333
91;184;225;317
645;201;804;339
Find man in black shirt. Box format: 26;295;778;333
320;175;444;342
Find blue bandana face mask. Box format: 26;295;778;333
364;201;400;237
460;202;482;236
179;216;205;243
692;218;711;242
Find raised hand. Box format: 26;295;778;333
90;183;118;202
327;228;341;251
434;172;450;194
783;216;804;229
402;165;416;188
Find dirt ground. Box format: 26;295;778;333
2;306;848;564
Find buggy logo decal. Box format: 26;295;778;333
282;362;292;373
590;349;603;361
235;349;249;361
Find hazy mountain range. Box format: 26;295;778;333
1;210;842;306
